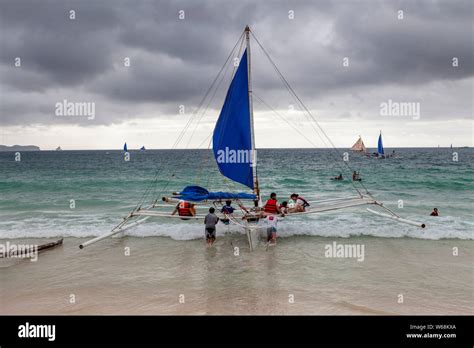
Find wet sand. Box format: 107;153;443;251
1;236;472;315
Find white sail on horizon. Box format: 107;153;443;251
351;136;367;152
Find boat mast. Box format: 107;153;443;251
245;25;260;201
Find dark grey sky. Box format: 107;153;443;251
0;0;472;148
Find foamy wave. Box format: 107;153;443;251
276;213;474;240
0;211;472;240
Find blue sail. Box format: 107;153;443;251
123;142;128;152
212;49;254;190
377;133;384;155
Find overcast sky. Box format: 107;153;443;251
0;0;472;149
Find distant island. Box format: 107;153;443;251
0;145;40;151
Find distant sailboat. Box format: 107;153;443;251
123;142;128;152
55;146;62;151
377;131;385;157
140;146;146;151
351;136;367;152
370;131;395;159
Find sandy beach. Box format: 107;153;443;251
1;235;472;315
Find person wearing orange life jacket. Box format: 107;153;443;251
263;192;281;215
172;200;196;219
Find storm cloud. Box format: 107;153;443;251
0;0;472;128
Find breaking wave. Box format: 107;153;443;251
1;211;472;241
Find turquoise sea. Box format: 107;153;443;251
0;148;472;240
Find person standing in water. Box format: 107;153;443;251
204;207;219;246
430;208;439;216
265;214;278;244
352;171;361;181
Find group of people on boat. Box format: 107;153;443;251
259;192;310;244
262;192;310;216
168;192;310;246
364;150;396;159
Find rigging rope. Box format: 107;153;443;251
186;34;246;150
132;31;246;212
253;93;361;196
250;30;374;199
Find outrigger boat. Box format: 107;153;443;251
366;131;396;159
80;26;425;251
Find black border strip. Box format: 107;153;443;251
0;315;472;346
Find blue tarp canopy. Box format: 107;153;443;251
174;186;256;202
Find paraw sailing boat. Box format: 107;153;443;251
351;136;367;153
80;26;425;251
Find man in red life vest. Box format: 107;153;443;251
263;192;281;215
172;200;196;219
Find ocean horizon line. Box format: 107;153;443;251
0;146;471;151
